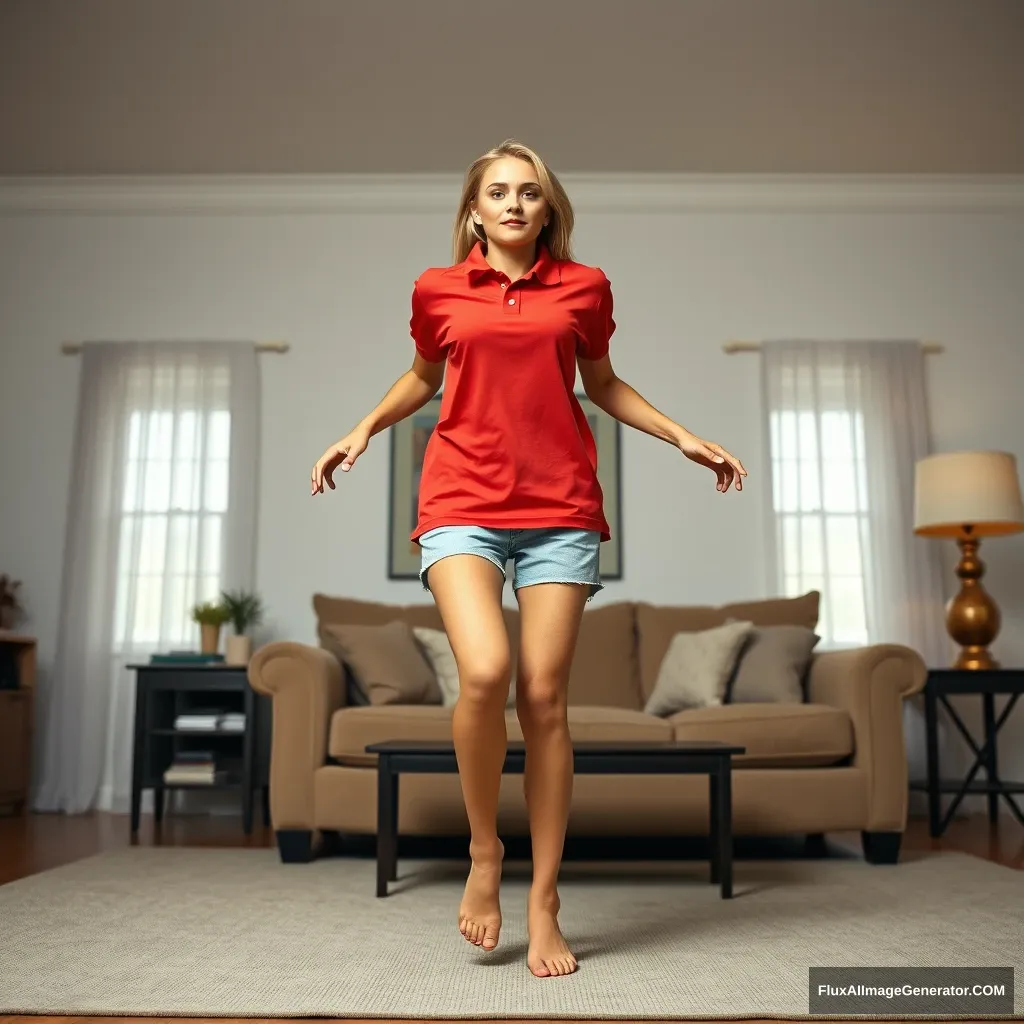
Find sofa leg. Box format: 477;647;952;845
861;830;901;864
276;829;314;863
804;833;828;858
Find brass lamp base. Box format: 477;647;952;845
946;532;1001;670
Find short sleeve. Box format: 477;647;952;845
578;271;615;361
409;276;445;363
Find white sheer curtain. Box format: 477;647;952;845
759;340;950;780
32;342;260;815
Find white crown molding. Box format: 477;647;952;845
2;172;1024;214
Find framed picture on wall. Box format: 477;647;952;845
387;394;623;580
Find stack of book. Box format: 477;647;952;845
220;711;246;732
174;711;222;730
163;750;224;785
173;709;246;731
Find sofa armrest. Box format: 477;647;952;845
806;643;927;831
247;641;344;830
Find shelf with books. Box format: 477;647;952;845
149;727;247;737
129;662;271;835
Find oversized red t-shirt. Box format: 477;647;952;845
408;241;615;544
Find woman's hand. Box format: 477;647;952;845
311;428;369;495
676;430;747;492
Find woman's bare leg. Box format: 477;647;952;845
425;553;511;951
514;581;590;978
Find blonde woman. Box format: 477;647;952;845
311;140;746;977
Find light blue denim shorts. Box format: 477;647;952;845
418;526;603;600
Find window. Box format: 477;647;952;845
766;366;872;648
112;364;232;654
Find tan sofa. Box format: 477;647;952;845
247;590;927;866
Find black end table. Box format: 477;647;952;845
909;667;1024;837
129;663;272;834
364;739;745;899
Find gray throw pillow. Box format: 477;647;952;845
413;627;516;709
725;624;820;704
644;620;755;716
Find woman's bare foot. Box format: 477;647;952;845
458;838;504;950
527;890;577;977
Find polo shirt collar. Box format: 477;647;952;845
462;240;561;285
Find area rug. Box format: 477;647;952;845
0;846;1020;1019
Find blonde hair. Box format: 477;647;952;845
452;139;575;264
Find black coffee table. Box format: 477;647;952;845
364;739;745;899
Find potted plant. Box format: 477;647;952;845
0;574;23;632
191;600;231;655
220;588;264;665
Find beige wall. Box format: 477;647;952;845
1;0;1023;176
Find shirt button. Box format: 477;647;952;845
501;283;507;289
508;298;516;305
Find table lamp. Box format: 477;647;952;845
913;450;1024;669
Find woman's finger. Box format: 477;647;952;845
718;446;746;476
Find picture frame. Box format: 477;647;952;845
387;394;623;579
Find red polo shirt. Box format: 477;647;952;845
408;241;615;544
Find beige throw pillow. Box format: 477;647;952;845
321;621;442;706
413;627;516;709
726;624;820;704
644;620;755;716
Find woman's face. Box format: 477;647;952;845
471;156;550;250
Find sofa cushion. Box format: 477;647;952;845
726;624;820;704
566;602;642;710
635;591;820;701
668;702;852;767
644;620;754;715
315;593;446;631
329;704;673;765
413;626;516;708
321;621;442;706
314;593;524;684
316;593;641;712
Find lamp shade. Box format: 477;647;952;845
914;450;1024;538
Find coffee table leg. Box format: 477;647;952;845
708;771;720;885
376;756;399;897
717;761;733;899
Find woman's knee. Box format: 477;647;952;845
458;655;513;705
516;678;567;725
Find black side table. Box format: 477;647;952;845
129;663;271;834
909;668;1024;837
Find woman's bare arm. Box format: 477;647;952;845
578;353;747;492
311;354;445;493
357;354;445;438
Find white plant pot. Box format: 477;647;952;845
225;633;252;666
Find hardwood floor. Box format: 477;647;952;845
0;809;1020;1024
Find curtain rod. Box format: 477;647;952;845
60;341;290;355
723;340;944;354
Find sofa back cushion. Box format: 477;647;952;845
313;593;523;683
566;602;642;710
634;591;820;702
313;594;643;711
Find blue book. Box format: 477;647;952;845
150;652;226;664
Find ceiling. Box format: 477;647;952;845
1;0;1022;176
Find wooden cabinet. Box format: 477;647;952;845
0;633;36;815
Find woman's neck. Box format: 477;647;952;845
482;240;537;283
